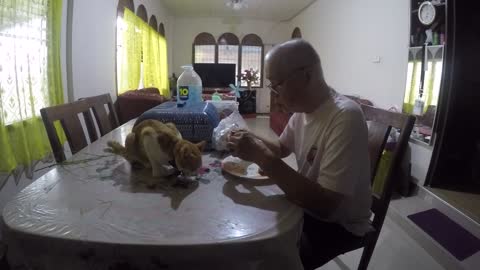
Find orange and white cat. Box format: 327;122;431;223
106;120;205;178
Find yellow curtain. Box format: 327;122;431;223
141;22;160;89
403;60;421;113
141;21;170;97
159;35;170;97
403;54;442;114
0;0;65;173
117;9;142;94
117;9;169;97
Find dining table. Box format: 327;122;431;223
1;119;304;270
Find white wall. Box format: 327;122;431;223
70;0;172;101
291;0;434;184
171;17;291;112
171;17;290;75
290;0;410;109
409;143;433;186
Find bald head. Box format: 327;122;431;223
266;39;322;78
265;39;330;113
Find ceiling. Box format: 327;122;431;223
162;0;316;22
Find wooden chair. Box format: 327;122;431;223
345;105;415;270
40;100;98;163
79;94;119;136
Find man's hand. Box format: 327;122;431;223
226;130;274;166
227;130;343;218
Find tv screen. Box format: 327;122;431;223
193;63;236;88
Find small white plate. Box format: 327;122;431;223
221;155;268;180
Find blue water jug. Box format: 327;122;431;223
177;65;203;107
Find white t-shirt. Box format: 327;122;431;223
279;90;372;236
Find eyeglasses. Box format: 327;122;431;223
267;65;313;96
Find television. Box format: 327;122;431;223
193;63;236;88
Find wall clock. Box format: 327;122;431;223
418;1;436;26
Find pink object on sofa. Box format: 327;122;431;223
202;89;236;101
270;111;291;136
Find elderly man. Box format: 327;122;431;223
227;39;372;269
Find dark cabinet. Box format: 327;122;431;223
427;0;480;193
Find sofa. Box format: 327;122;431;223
115;87;168;124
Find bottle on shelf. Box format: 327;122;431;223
433;32;439;45
440;32;445;45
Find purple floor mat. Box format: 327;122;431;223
408;208;480;261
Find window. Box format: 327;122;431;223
0;0;64;172
194;46;216;63
192;32;265;87
0;2;49;125
136;4;147;23
116;2;169;96
135;6;147;89
403;46;444;144
291;27;302;39
193;32;216;63
149;15;158;30
218;33;240;77
116;0;138;94
159;23;165;37
403;46;444;116
240;34;264;87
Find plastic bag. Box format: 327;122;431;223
212;110;248;151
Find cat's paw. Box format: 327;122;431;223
105;141;125;155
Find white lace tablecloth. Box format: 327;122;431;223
2;120;303;270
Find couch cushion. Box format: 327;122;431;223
116;88;166;124
270;111;291;136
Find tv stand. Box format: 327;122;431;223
203;87;231;94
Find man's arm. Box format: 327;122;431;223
259;108;368;218
258;156;344;219
228;132;343;218
232;130;291;158
252;133;291;158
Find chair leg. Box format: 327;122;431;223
0;244;10;270
358;234;379;270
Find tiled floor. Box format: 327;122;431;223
428;187;480;225
245;117;447;270
320;217;445;270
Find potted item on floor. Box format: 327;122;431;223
238;68;259;115
169;73;178;98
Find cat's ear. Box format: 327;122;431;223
196;141;206;152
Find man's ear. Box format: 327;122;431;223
196;141;206;152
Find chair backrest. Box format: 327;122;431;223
80;94;119;136
361;104;415;231
40;100;97;163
